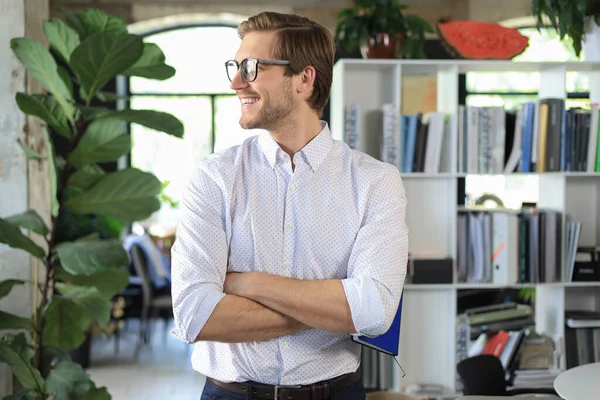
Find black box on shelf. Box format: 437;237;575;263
573;246;600;282
409;257;453;284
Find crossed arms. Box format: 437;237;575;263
170;163;408;345
195;273;355;343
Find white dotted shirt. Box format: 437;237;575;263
170;121;408;385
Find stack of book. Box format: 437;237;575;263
510;331;561;390
564;310;600;368
465;302;534;340
457;208;567;285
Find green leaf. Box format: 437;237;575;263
43;18;80;64
97;109;184;138
95;91;131;102
121;43;176;80
76;232;101;242
0;311;33;332
82;385;111;400
0;333;45;392
59;8;88;39
55;283;111;329
2;389;37;399
55;266;129;300
67;168;162;223
46;361;91;400
0;218;46;259
56;239;130;276
57;66;73;97
0;279;26;299
42;346;72;376
67;119;131;168
76;105;109;121
69;164;106;191
15;93;72;139
43;125;59;218
17;138;45;161
5;210;50;236
10;38;75;122
81;8;128;37
70;32;143;101
43;297;90;350
59;8;127;41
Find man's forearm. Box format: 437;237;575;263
228;272;356;334
195;294;310;343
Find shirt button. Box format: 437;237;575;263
282;342;289;349
283;262;290;269
283;376;290;383
286;224;293;231
289;185;296;192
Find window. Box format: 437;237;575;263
125;24;264;233
464;25;589;209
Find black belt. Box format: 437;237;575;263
207;369;361;400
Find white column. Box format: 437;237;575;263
0;0;28;395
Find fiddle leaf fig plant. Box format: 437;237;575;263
0;7;182;400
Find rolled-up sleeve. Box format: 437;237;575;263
341;165;408;337
170;160;228;344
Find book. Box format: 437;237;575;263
351;296;403;356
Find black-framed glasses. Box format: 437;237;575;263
225;57;290;82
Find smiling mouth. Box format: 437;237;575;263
240;97;260;106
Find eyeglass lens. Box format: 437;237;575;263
226;59;258;82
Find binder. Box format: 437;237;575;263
351;295;403;356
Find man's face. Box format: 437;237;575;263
230;31;296;131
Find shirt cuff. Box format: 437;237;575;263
341;276;388;337
171;289;227;344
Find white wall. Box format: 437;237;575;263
0;0;30;395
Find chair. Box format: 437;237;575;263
129;244;173;359
456;355;559;397
366;391;427;400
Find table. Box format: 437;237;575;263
554;362;600;399
457;397;557;400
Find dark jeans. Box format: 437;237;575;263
200;378;366;400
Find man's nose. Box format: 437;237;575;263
230;69;249;91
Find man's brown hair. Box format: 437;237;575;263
238;11;335;117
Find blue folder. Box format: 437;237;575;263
351;295;403;356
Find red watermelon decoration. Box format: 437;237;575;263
437;20;529;60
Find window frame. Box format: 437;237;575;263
119;23;240;169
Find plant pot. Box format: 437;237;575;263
360;33;404;59
583;17;600;61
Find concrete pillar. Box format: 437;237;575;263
0;0;49;395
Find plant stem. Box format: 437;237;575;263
34;119;88;375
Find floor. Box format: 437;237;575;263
86;319;206;400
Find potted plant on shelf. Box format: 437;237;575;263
334;0;434;59
0;7;182;399
532;0;600;59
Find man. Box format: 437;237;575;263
170;11;409;400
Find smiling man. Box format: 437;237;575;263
170;11;409;400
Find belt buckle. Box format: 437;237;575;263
274;384;302;399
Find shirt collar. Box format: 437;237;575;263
258;121;333;172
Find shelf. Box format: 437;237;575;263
400;173;459;179
562;281;600;287
332;57;600;395
404;282;600;290
335;59;600;73
404;283;454;290
398;172;600;178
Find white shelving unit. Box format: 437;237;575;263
330;59;600;396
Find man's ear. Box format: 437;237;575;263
296;65;316;96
